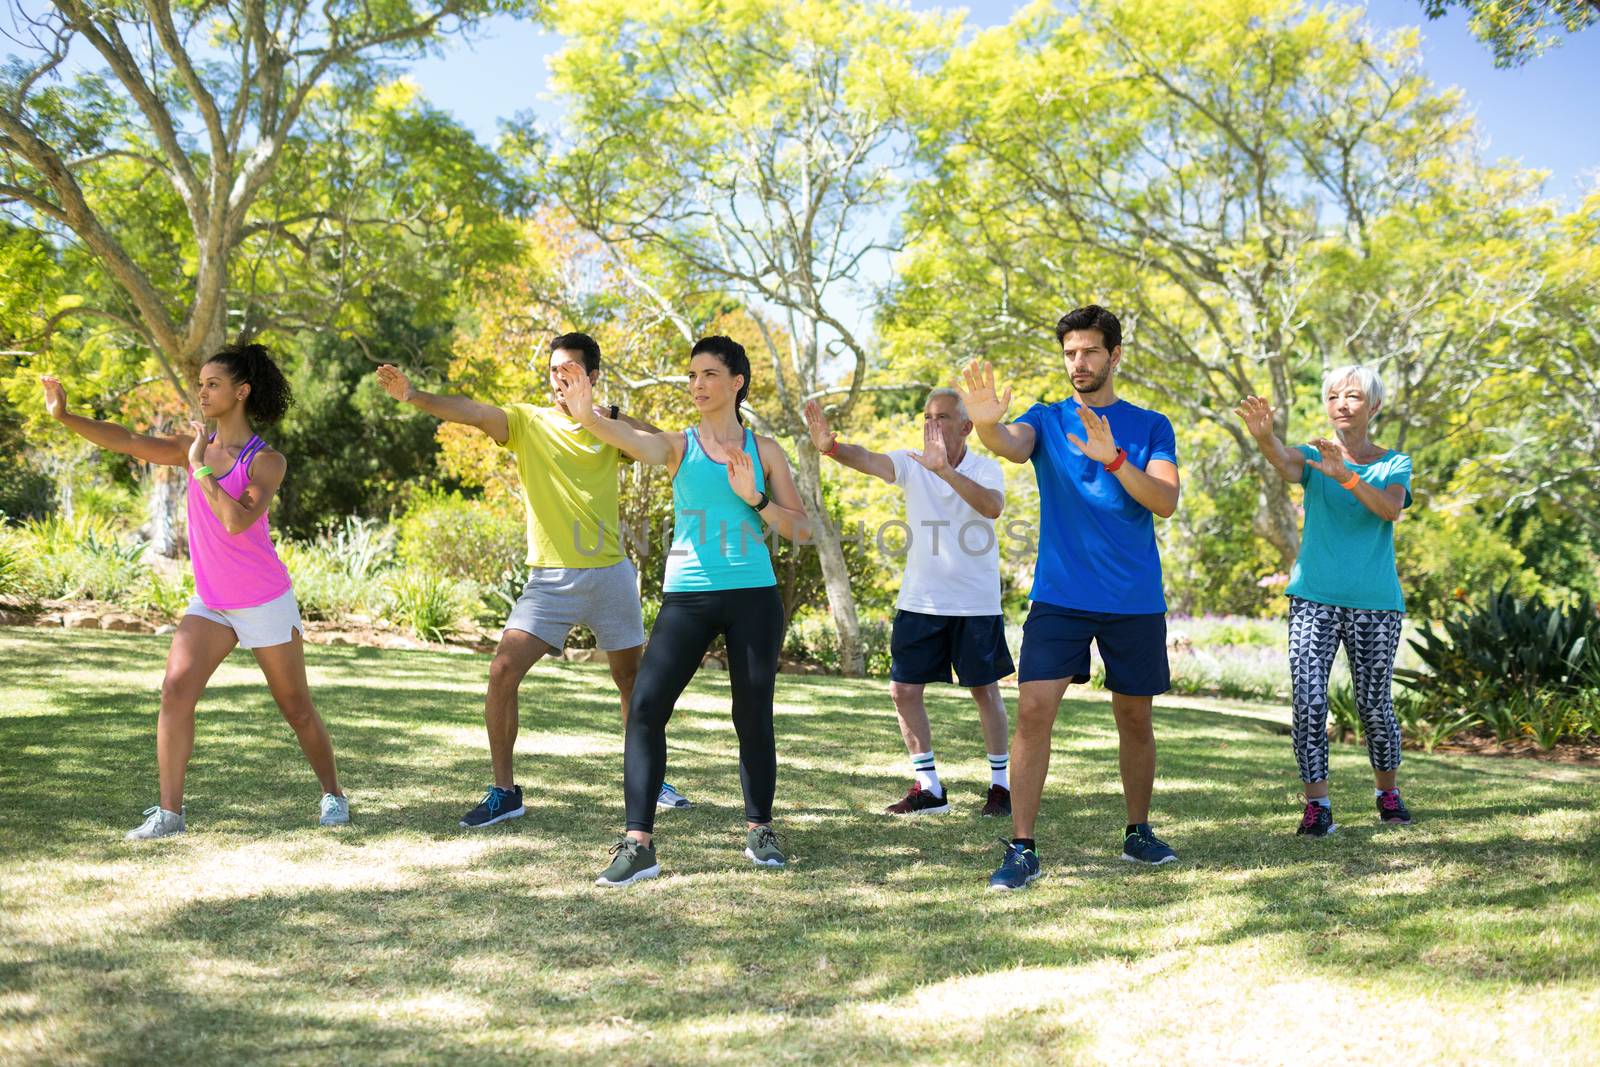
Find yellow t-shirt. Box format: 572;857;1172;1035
502;404;624;568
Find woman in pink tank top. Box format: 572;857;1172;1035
41;343;348;840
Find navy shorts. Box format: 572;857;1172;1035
890;611;1015;687
1017;601;1170;695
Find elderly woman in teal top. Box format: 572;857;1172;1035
1237;365;1414;838
557;335;813;886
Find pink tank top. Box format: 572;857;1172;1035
186;434;292;610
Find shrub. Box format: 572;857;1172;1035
1399;586;1596;705
279;540;384;620
12;514;149;601
396;492;523;584
385;570;471;642
128;568;195;621
783;612;892;676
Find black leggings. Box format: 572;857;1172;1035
624;586;785;833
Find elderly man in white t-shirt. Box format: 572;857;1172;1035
804;389;1014;816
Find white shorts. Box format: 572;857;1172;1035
184;589;304;649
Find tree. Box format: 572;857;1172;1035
887;0;1547;571
3;4;520;552
531;0;957;675
0;0;520;400
1417;0;1599;66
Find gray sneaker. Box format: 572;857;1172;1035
125;805;185;840
595;836;660;887
319;793;350;826
744;825;786;867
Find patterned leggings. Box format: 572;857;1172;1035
1288;596;1404;782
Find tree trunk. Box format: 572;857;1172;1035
790;445;865;676
143;462;185;559
1253;462;1301;572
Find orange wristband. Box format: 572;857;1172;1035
1338;471;1360;490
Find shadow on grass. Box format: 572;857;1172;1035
3;627;1599;1064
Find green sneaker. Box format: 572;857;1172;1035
594;836;659;887
743;825;786;867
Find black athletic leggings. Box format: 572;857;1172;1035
624;585;785;833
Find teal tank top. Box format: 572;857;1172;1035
663;426;778;592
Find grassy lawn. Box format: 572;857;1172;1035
2;627;1598;1065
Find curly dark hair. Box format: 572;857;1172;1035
202;342;293;425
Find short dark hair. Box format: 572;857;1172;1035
690;335;751;423
1054;305;1121;352
202;342;293;425
549;332;601;375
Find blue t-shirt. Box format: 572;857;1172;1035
1286;445;1411;612
1014;398;1177;614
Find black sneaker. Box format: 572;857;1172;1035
981;785;1012;817
1376;790;1412;825
1120;823;1178;865
459;785;525;828
884;782;950;815
1296;801;1337;837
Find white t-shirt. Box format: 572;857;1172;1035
888;447;1006;616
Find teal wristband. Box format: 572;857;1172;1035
192;465;214;479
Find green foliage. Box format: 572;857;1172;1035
270;309;461;541
277;536;388;621
1398;585;1597;705
783;613;892;677
8;514;148;601
0;535;19;596
127;568;195;621
384;570;470;643
395;491;523;584
1420;0;1599;66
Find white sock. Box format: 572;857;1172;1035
910;751;941;797
1310;796;1331;808
988;752;1009;789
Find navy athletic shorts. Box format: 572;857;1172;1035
1017;601;1170;695
889;610;1015;687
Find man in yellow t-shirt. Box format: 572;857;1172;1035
378;332;692;826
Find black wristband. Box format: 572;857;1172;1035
753;490;771;511
608;404;619;421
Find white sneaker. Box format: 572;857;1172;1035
319;793;350;826
125;805;185;840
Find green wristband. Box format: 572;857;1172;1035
191;465;214;479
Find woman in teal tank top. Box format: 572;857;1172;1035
1236;365;1415;839
561;336;813;886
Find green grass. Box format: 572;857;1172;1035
2;628;1598;1065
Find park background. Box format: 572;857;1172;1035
3;0;1599;749
3;2;1600;1063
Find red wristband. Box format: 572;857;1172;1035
1104;447;1127;473
821;438;840;457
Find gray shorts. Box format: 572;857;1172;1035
504;558;646;652
184;590;304;649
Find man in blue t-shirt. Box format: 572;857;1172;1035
956;304;1182;891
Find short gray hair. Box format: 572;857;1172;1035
1322;364;1385;412
924;386;968;419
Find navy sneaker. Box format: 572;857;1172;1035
459;785;525;828
1296;801;1337;837
1376;790;1412;825
987;839;1041;891
1120;823;1178;865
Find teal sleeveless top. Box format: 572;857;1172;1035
663;426;778;592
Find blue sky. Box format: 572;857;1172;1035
409;1;1599;199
